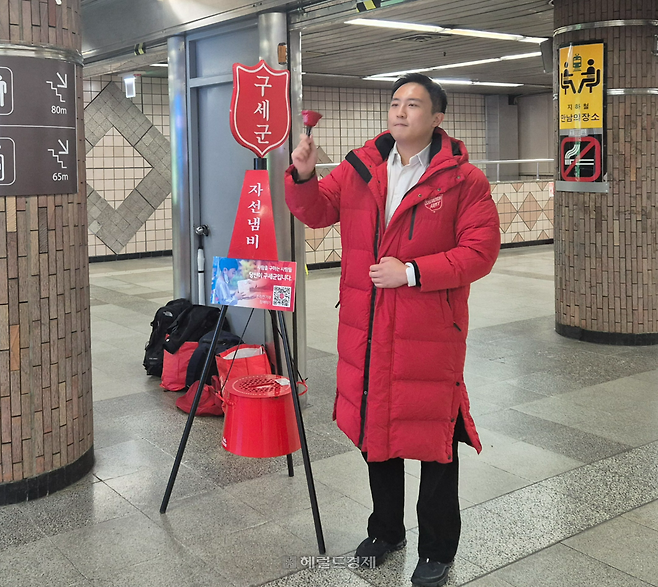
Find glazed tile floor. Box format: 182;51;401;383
2;244;658;587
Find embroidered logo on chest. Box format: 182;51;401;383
424;194;443;213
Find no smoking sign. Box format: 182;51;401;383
560;135;602;182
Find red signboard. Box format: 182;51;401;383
228;169;279;261
230;60;291;158
560;135;602;182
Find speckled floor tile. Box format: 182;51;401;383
19;480;138;537
193;520;310;587
351;530;485;586
457;505;559;572
479;482;608;543
50;512;187;581
95;552;234;587
103;463;218;515
491;543;653;587
277;495;370;557
475;409;631;463
153;486;266;542
224;467;345;521
540;443;658;517
93;438;177;481
458;457;530;505
470;432;583;482
261;566;372;586
564;517;658;586
309;450;373;508
0;538;85;587
0;506;45;552
623;500;658;532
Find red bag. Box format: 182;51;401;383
161;341;198;391
175;375;224;416
216;344;272;388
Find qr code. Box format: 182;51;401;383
272;285;292;308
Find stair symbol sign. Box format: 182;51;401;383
48;140;69;169
46;73;67;103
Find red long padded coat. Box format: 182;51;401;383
285;128;501;463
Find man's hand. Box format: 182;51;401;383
369;257;408;288
291;133;318;181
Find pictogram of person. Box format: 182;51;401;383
578;59;601;93
560;62;576;95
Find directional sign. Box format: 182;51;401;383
560;135;602;182
0;55;77;196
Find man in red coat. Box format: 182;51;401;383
285;74;500;587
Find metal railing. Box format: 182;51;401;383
317;158;555;183
471;158;554;183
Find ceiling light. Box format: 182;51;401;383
365;52;542;79
150;63;168;68
345;18;547;44
500;52;542;60
346;18;445;34
448;28;524;42
364;75;522;88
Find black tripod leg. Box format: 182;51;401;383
277;311;326;554
270;310;294;477
160;305;229;514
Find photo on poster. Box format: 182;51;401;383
210;257;296;312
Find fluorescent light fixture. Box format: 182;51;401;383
364;75;522;88
364;51;542;80
347;18;445;34
500;52;542;60
150;63;168;68
345;18;547;44
123;75;136;98
448;28;524;42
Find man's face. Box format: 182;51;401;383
387;83;444;146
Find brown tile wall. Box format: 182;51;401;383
553;0;658;335
0;0;92;484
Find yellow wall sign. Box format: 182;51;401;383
559;42;604;130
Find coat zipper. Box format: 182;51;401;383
358;214;380;449
408;206;417;240
446;290;462;332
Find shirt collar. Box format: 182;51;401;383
388;141;432;168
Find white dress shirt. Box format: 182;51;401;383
386;142;432;286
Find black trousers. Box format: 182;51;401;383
362;434;461;562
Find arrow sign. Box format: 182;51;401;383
56;73;67;89
58;140;68;155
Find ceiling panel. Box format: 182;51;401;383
300;0;554;94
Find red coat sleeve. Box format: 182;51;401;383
414;165;500;291
284;163;347;229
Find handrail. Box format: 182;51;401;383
317;158;555;182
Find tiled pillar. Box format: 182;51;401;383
553;0;658;344
0;0;93;504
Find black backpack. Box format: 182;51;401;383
162;305;221;355
143;298;193;376
184;328;244;388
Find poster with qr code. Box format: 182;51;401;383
210;257;296;312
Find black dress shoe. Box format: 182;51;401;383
411;558;453;587
354;536;407;567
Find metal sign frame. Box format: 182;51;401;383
556;39;609;193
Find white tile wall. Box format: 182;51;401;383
84;75;171;257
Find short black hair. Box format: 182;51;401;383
220;258;238;272
391;73;448;114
